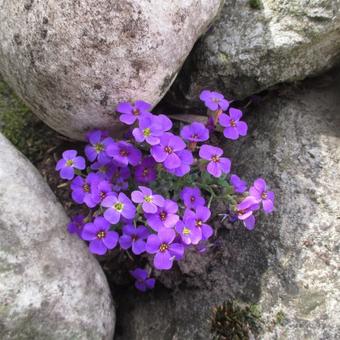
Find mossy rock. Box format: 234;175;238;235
0;74;57;164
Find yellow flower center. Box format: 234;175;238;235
95;143;104;152
114;202;124;212
97;231;106;239
144;195;153;203
159;243;169;252
66;160;74;166
230;119;236;127
183;227;191;235
143;128;151;137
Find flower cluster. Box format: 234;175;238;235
57;90;275;292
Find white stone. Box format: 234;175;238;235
0;0;223;139
0;133;115;339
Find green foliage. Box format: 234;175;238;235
0;75;57;164
275;310;286;325
249;0;261;10
150;162;236;209
210;301;262;339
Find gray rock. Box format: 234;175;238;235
0;0;223;140
0;133;115;339
115;73;340;339
170;0;340;103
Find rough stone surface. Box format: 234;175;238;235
0;0;223;140
0;133;115;339
170;0;340;104
114;73;340;339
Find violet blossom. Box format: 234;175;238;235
180;187;206;210
56;150;86;180
81;217;119;255
199;90;229;111
249;178;275;214
117;100;151;125
219;108;248;140
130;268;155;292
180;122;209;143
146;228;184;270
107;141;142;167
230;174;247;194
167;149;193;177
67;214;86;237
236;196;260;230
71;173;100;208
85;130;112;164
185;206;213;241
145;199;179;231
102;192;136;224
199;144;231;178
131;186;165;213
135;157;157;184
151;133;186;170
119;224;149;255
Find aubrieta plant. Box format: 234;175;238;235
56;90;275;291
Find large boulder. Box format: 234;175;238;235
0;133;115;339
170;0;340;104
115;72;340;339
0;0;223;140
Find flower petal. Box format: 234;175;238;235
154;251;173;270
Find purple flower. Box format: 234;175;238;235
236;196;260;230
132;115;163;145
135;157;157;184
117;100;151;125
81;217;119;255
199;90;229;111
56;150;86;180
107;141;142;167
146;228;184;270
156;114;173;132
151;133;186;170
219;108;248;140
175;220;202;245
180;187;206;210
71;173;100;208
131;186;165;213
185;206;213;241
102;192;136;224
85;130;112;164
230;174;247;194
130;268;155;292
90;160;117;180
180;122;209;142
199;145;231;178
249;178;275;214
110;165;130;191
119;224;149;255
91;180;113;205
167;150;193;177
132;114;172;146
67;215;86;237
145;199;179;231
